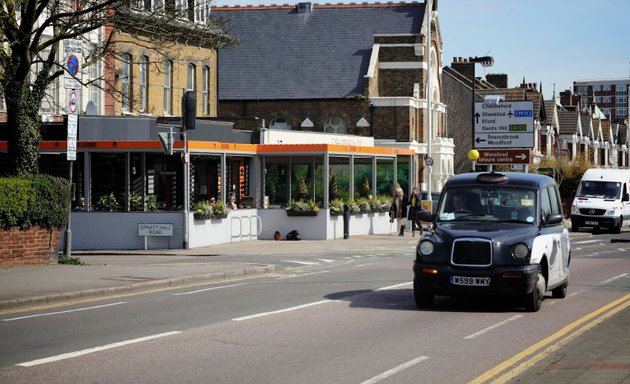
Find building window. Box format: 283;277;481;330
152;0;163;10
176;0;187;12
194;0;208;23
89;57;102;114
187;63;196;91
603;84;612;91
202;65;210;115
121;53;132;112
139;55;148;113
324;116;347;134
163;59;172;115
270;116;291;130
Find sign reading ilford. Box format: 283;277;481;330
476;149;530;165
474;100;534;149
138;223;173;237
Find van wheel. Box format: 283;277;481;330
552;280;568;299
524;267;545;312
612;218;622;234
414;284;434;308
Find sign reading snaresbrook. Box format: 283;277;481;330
474;100;534;149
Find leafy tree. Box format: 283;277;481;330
0;0;236;176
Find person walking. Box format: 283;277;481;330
389;187;409;236
408;187;422;236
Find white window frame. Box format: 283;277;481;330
163;59;172;115
89;57;102;114
187;63;196;91
202;65;209;115
121;53;132;112
139;55;148;113
195;0;208;23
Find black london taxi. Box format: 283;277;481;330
414;172;571;312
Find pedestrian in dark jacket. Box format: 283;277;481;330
389;187;409;236
408;187;422;236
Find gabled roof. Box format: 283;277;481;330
212;3;425;100
543;100;558;131
557;110;580;136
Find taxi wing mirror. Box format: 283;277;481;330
543;213;563;225
417;210;434;222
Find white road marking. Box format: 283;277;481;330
2;302;127;322
172;283;247;296
464;315;523;340
568;289;585;298
599;273;628;286
233;300;333;321
282;260;320;266
359;355;431;384
314;258;336;263
16;331;181;367
276;271;330;280
573;239;600;244
354;263;375;268
374;282;412;291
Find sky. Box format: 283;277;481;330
211;0;630;100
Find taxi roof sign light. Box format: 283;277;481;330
476;172;508;184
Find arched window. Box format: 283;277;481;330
187;63;196;91
139;55;148;113
121;53;132;112
202;65;210;115
270;116;291;130
324;116;347;134
163;59;172;115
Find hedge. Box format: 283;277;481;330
0;175;70;230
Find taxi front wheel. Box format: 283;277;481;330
524;266;545;312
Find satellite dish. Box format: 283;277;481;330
85;101;97;116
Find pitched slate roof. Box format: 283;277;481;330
557;110;580;136
212;3;425;100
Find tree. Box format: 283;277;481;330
294;176;308;201
359;175;371;199
0;0;236;176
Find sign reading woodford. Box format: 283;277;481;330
474;100;534;149
476;149;530;165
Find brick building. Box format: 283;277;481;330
212;1;452;192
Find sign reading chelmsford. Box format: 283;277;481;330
474;100;534;149
138;224;173;237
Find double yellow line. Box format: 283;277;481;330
470;292;630;384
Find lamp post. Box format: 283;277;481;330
469;56;494;171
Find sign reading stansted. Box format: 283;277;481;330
473;100;534;149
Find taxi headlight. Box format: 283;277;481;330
512;243;529;260
419;241;434;256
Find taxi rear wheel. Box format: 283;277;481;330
524;266;545;312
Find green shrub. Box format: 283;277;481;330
0;175;70;230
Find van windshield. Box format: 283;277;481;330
576;181;620;199
437;187;536;223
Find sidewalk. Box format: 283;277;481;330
1;235;628;383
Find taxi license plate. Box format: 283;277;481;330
451;276;491;286
585;221;598;225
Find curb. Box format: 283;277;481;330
0;264;275;312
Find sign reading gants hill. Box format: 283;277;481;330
473;100;534;149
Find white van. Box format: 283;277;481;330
570;168;630;233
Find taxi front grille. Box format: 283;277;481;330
451;239;492;267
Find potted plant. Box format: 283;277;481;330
329;198;344;216
355;197;371;213
193;200;212;220
286;199;320;216
212;200;229;219
96;192;121;212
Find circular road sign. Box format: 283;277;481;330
69;91;77;113
67;54;79;76
425;156;433;166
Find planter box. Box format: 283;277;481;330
286;210;318;217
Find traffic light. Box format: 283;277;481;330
182;90;196;130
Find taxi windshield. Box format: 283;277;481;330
437;187;536;223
